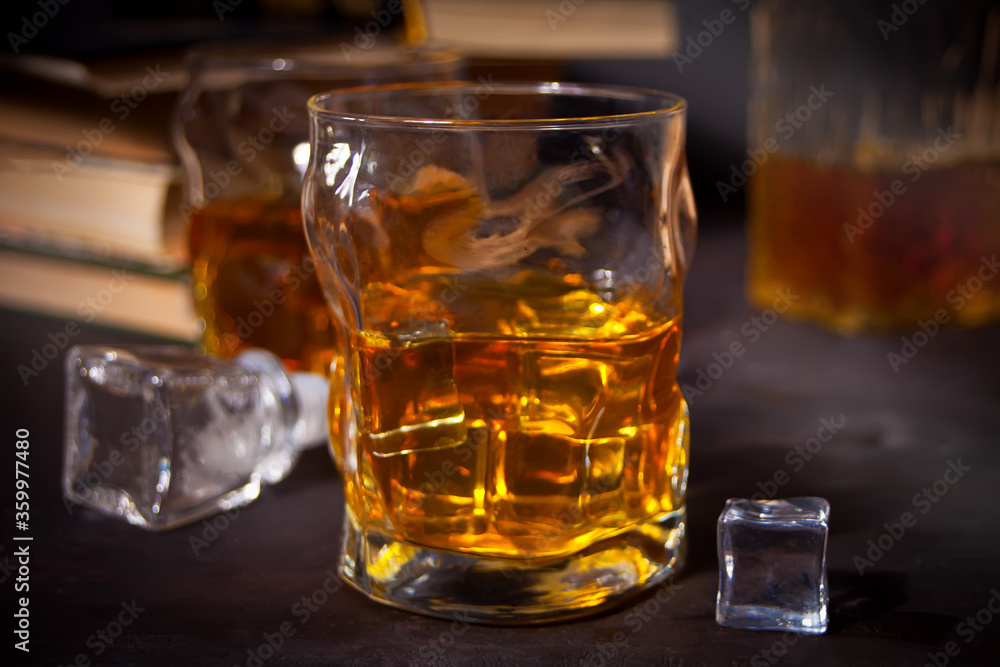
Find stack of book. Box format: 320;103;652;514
0;58;199;341
423;0;678;60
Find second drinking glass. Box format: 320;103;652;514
174;42;464;374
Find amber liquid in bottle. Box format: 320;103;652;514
748;156;1000;332
189;197;337;374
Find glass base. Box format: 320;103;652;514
339;508;686;624
716;603;827;635
748;264;1000;334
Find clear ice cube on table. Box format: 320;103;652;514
63;345;328;531
716;497;830;634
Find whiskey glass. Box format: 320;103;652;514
304;81;697;622
173;41;463;373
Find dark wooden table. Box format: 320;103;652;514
3;223;999;666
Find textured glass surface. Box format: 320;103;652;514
63;345;320;531
717;497;829;634
305;82;696;621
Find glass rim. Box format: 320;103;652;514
184;39;463;75
307;81;687;129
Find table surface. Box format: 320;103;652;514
2;223;999;667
